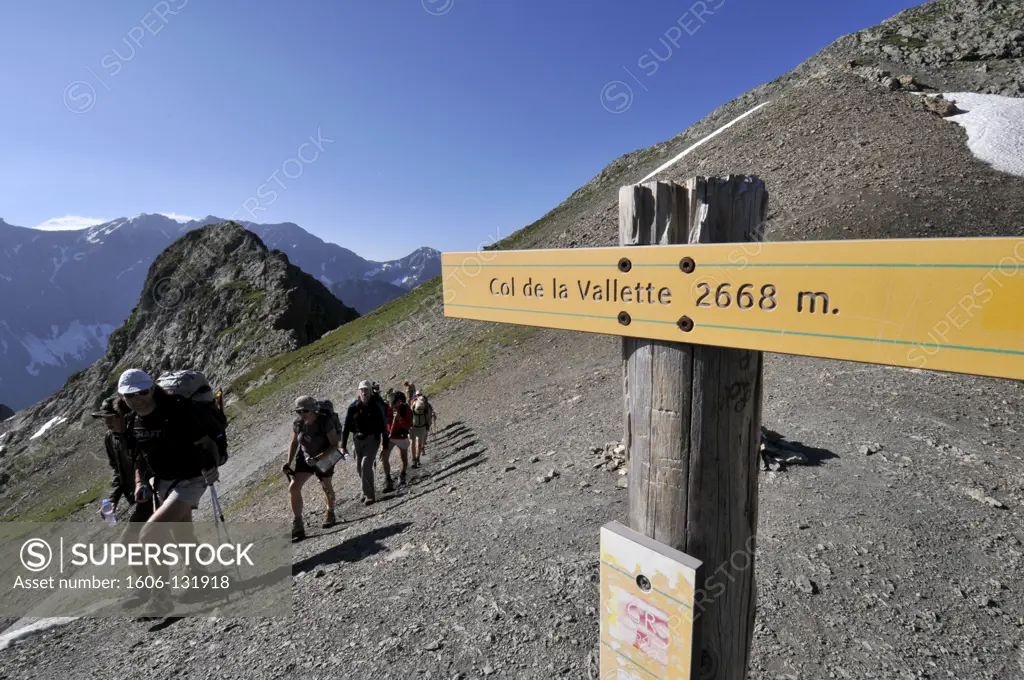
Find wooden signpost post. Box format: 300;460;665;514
441;176;1024;679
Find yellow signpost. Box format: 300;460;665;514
442;176;1024;680
443;237;1024;381
600;521;702;679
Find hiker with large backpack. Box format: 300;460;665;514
383;391;414;488
284;395;343;539
341;380;388;505
118;368;225;617
409;391;434;468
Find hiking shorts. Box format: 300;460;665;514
410;426;428;442
388;437;410;451
294;452;335;479
156;476;208;509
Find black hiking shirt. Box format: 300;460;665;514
130;395;213;482
104;430;149;506
341;396;388;449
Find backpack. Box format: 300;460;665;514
156;370;229;466
317;400;343;437
411;396;429;428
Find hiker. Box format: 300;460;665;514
120;369;221;515
93;395;154;525
284;395;342;539
93;394;156;604
342;380;388;505
119;369;221;616
383;391;413;487
403;380;416;403
409;391;435;468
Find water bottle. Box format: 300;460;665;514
99;499;117;527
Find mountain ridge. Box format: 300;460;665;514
0;221;358;456
0;213;440;411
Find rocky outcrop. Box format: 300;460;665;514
838;0;1024;96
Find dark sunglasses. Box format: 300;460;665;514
125;389;151;398
295;408;311;414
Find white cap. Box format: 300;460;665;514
358;380;372;390
118;369;154;394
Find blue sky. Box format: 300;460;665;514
0;0;922;261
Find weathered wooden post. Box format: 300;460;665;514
621;177;768;679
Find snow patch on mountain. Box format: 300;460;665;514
20;322;116;376
156;213;197;223
49;247;72;285
115;260;146;280
29;415;67;440
941;92;1024;178
640;101;772;182
85;218;129;245
34;216;107;232
0;617;80;651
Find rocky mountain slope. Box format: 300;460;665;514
2;0;1023;677
0;214;439;411
0;221;357;469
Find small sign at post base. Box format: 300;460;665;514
600;521;702;679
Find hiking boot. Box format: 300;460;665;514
382;482;395;494
399;472;407;486
322;509;336;528
362;497;374;506
291;517;305;540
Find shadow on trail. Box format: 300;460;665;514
420;451;486;487
370;452;487;516
147;616;184;633
760;427;840;468
416;450;484;481
429;430;469;447
431;422;469;438
292;522;413;573
451;439;477;454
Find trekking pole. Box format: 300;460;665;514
209;484;226;523
208;484;247;598
207;485;235;606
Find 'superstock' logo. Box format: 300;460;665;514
20;539;53;572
